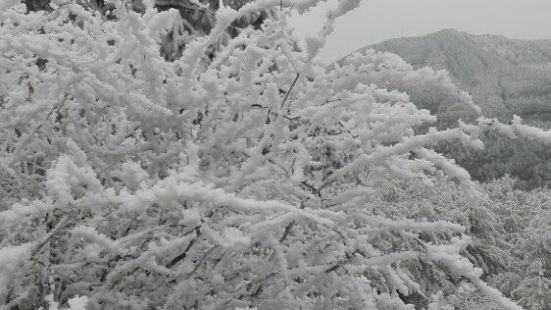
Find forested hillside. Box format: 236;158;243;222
368;29;551;122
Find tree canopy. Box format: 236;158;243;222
1;0;550;309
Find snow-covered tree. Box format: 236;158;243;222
1;0;551;309
334;50;482;128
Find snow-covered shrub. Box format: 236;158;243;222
485;186;551;310
1;0;550;309
372;176;551;309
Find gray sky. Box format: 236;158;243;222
289;0;551;63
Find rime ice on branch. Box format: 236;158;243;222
1;0;550;309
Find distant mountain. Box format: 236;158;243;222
349;29;551;122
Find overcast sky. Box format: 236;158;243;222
289;0;551;63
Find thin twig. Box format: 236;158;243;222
165;225;201;268
280;73;299;109
32;215;70;257
279;221;294;243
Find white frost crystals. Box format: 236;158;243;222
1;0;551;309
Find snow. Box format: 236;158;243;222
1;0;549;309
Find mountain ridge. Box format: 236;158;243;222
343;29;551;122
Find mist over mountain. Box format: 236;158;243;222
359;29;551;123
